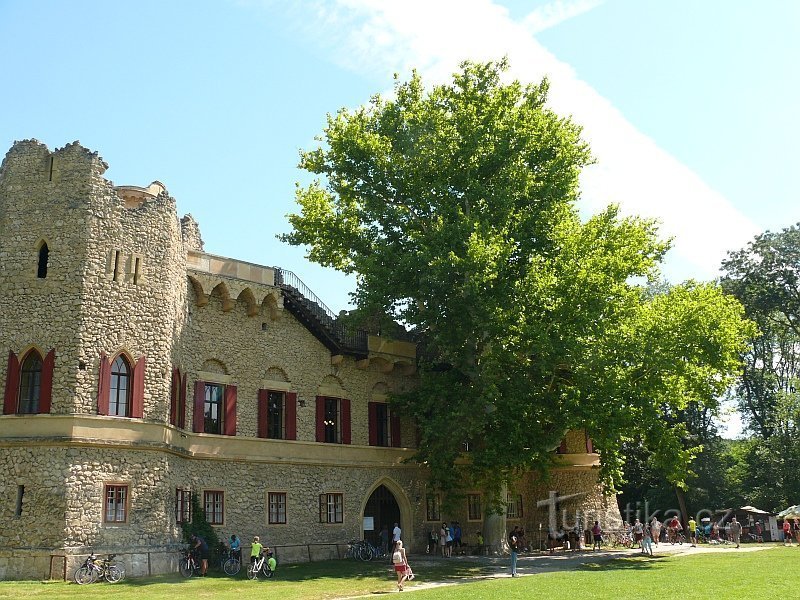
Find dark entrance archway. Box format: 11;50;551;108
363;484;401;548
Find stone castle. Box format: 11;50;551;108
0;140;619;580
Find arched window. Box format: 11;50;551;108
37;242;49;279
18;351;43;414
109;355;131;417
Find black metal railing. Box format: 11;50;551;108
275;268;368;356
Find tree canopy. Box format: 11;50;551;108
282;60;754;506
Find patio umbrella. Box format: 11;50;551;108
776;505;800;519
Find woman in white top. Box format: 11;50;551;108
391;540;410;591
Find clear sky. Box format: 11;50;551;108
2;0;798;435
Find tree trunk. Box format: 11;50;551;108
483;483;508;555
675;486;689;529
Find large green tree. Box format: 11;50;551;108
282;60;754;505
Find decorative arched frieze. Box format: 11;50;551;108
187;275;208;307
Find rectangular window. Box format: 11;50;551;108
426;493;441;522
204;383;224;434
204;490;224;525
375;403;389;446
104;484;128;523
319;493;343;524
467;493;482;521
268;492;287;524
506;493;523;519
267;391;284;439
323;397;340;443
176;489;192;524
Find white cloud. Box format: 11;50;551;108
523;0;605;34
281;0;759;282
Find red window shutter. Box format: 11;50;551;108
368;402;378;446
193;380;205;432
179;372;187;429
586;434;594;454
3;350;20;415
131;356;146;418
340;398;351;445
39;349;55;414
224;385;237;436
315;396;324;442
97;353;111;416
285;392;297;440
170;368;179;426
257;389;268;438
390;409;401;448
558;438;568;454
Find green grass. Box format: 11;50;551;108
0;547;795;599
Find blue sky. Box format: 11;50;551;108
2;1;798;432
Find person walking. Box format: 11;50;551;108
729;517;742;549
508;526;521;577
650;517;661;547
642;525;654;556
782;519;792;545
391;540;411;591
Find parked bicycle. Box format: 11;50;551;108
220;546;242;575
346;539;383;561
179;549;202;577
247;551;274;580
74;553;124;584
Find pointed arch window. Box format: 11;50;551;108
18;351;43;414
109;355;131;417
37;242;49;278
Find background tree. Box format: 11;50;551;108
282;60;754;509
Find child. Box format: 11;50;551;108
251;536;263;565
642;525;653;556
264;547;277;575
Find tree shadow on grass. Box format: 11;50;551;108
578;555;669;573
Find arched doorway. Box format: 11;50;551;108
363;484;401;547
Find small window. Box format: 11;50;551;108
268;492;287;524
204;490;224;525
323;397;340;443
37;243;49;278
506;493;523;519
18;351;43;414
176;489;192;524
112;251;121;282
267;391;284;439
204;383;225;434
319;493;343;524
426;494;441;522
104;484;129;523
467;494;482;521
15;485;24;517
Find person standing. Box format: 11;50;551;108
633;519;644;549
392;522;402;545
229;534;241;561
794;518;800;545
729;517;742;549
379;524;389;557
591;520;603;551
688;517;697;547
190;533;209;576
439;523;447;557
782;519;792;545
453;521;463;553
250;536;264;566
508;526;521;577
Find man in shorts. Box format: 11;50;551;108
688;517;697;547
190;534;209;576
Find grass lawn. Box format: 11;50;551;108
0;547;795;599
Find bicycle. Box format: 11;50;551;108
179;549;202;577
610;531;634;549
221;547;242;575
74;553;124;584
247;552;274;580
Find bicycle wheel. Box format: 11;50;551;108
104;565;123;583
358;544;373;561
179;559;193;577
247;564;259;580
223;557;241;575
264;565;274;579
74;565;96;585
